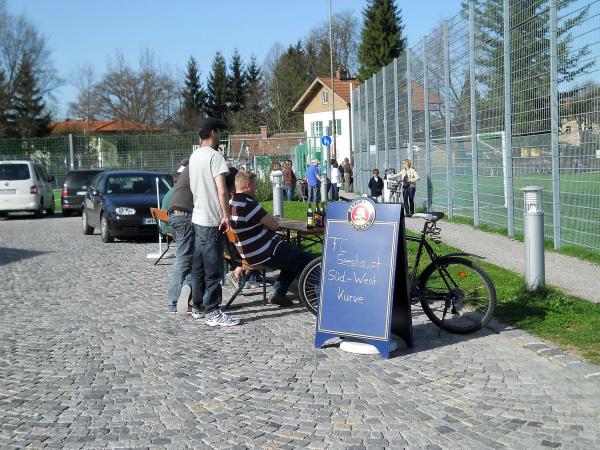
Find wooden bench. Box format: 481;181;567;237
149;208;173;265
223;228;268;309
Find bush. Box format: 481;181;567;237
255;179;273;202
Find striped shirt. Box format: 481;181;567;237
229;193;281;266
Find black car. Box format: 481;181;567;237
61;169;106;216
81;170;172;243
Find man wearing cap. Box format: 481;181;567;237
188;117;240;327
306;159;322;204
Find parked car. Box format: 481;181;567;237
81;170;172;243
61;169;106;217
0;160;55;218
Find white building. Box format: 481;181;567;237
292;73;356;164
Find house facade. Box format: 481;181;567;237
292;74;356;163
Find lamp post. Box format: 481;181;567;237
522;186;545;290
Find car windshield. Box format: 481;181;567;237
0;164;30;180
105;175;170;195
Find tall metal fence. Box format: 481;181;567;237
352;0;600;254
0;132;319;186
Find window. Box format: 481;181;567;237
328;119;342;136
0;163;30;180
322;91;329;104
564;125;572;133
311;121;323;137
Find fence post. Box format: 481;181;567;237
444;21;453;219
364;79;370;195
549;0;561;249
469;0;480;226
357;84;363;194
503;0;515;237
68;133;74;170
393;58;401;171
423;36;433;211
406;48;414;161
383;65;389;170
373;73;379;173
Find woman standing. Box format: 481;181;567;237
330;161;341;201
389;159;420;217
282;160;297;201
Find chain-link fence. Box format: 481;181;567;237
352;0;600;254
0;131;319;187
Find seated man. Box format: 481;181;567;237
230;170;314;306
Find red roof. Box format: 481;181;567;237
292;76;357;112
51;119;161;135
228;131;306;157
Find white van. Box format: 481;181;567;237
0;160;55;217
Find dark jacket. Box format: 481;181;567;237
368;176;384;197
283;167;297;187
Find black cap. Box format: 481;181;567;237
198;117;228;134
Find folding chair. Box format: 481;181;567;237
149;208;173;265
222;228;268;309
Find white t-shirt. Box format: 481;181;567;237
189;145;229;227
330;167;341;184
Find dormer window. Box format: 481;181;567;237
322;91;329;104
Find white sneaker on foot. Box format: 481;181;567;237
205;309;241;327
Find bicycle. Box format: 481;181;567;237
387;181;403;203
297;211;496;335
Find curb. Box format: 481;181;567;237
486;318;600;383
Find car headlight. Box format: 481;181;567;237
116;207;136;215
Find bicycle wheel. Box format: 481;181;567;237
418;256;496;334
298;256;322;316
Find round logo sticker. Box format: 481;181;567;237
347;199;376;231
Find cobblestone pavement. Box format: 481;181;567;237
1;215;600;449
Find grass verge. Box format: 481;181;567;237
264;200;600;365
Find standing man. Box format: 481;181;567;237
306;159;322;204
189;117;240;327
342;158;353;193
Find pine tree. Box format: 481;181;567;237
246;55;261;87
233;55;266;131
0;70;10;137
206;52;229;121
6;58;51;138
179;56;206;131
357;0;406;82
228;49;246;113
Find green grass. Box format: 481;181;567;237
265;200;600;365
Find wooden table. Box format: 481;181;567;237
276;218;324;249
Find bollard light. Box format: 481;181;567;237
522;186;545;290
272;169;284;218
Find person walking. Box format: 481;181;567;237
368;169;384;203
330;161;341;201
389;159;420;217
188;117;240;327
306;159;322;204
282;160;297;201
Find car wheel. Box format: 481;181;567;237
100;214;114;243
46;196;55;215
34;200;44;218
82;210;94;235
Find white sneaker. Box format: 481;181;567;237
191;310;204;320
205;309;241;327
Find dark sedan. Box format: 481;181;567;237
81;170;172;243
61;169;106;216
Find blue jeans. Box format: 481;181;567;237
191;224;224;314
266;241;314;296
331;183;339;201
167;213;194;308
403;186;416;215
284;186;294;201
308;185;320;204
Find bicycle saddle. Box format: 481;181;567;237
412;211;445;222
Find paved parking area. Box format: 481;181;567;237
1;215;600;449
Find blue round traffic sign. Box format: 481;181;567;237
321;135;332;146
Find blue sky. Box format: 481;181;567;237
6;0;463;118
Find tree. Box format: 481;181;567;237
6;57;51;137
231;55;267;131
305;10;360;78
0;69;9;137
206;52;229;121
93;50;177;126
67;65;98;129
357;0;406;82
0;0;60;101
228;49;246;114
178;56;206;131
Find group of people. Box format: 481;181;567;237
162;117;315;328
368;159;420;216
305;157;353;204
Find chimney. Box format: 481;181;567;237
260;125;268;139
336;69;349;80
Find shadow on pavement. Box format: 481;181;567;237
0;246;47;266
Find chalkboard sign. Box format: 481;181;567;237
315;199;412;358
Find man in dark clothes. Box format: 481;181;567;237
368;169;384;202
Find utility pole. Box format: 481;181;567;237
329;0;336;162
